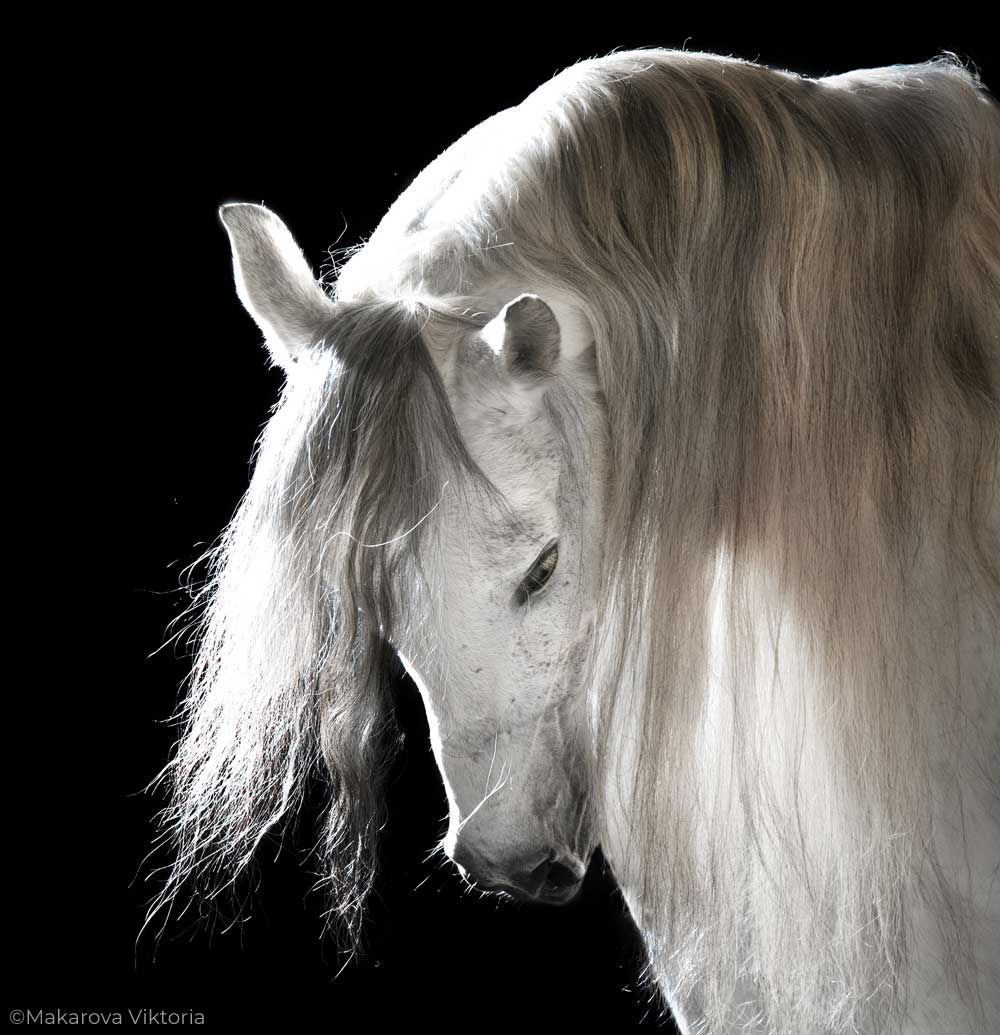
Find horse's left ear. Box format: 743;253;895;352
219;203;338;369
496;294;561;376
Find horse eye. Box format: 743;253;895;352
516;541;559;605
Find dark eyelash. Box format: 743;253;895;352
515;541;559;606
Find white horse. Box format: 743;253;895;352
158;50;999;1033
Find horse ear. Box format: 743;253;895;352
219;203;338;369
496;294;561;376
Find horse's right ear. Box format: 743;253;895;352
219;203;338;369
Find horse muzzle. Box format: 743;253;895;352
452;843;589;905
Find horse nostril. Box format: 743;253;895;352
524;855;553;892
543;860;580;890
511;853;584;898
504;852;555;896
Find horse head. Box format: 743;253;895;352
220;202;608;904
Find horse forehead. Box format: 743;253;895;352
438;420;560;568
455;386;560;475
465;418;561;519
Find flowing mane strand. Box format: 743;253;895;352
153;299;495;942
340;50;999;1029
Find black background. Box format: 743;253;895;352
18;21;995;1033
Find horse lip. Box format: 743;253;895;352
492;878;584;906
536;880;584;905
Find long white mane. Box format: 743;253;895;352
157;51;1000;1032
